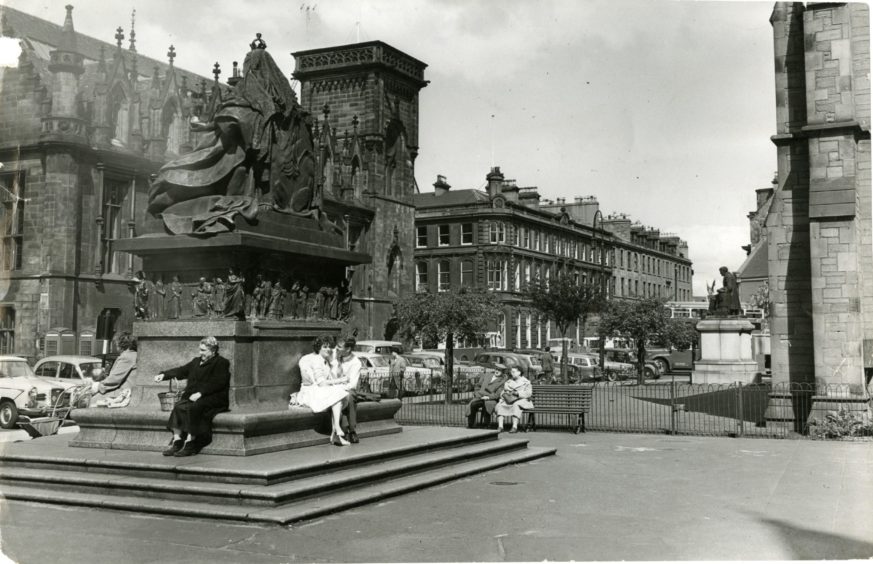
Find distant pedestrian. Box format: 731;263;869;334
389;347;408;400
541;347;554;379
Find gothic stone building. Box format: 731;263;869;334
412;167;693;350
0;5;425;358
763;2;871;426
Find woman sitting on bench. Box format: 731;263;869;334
494;365;534;433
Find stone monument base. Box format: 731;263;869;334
692;360;760;385
807;394;872;427
692;317;758;385
69;401;402;456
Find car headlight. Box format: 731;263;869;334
27;387;38;408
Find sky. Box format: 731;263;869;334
3;0;778;296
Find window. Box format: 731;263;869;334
524;314;532;349
461;223;473;245
1;171;25;271
490;222;505;244
513;262;520;291
416;226;427;248
460;260;474;286
438;260;450;292
497;313;506;348
415;262;428;293
524;261;531;285
533;230;540;251
516;313;522;348
487;260;504;290
0;307;14;355
35;361;58;379
102;179;127;275
438;225;450;246
521;227;530;249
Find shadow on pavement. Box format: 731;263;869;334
757;516;873;559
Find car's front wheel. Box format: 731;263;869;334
653;358;669;374
645;366;660;380
605;370;618;383
0;400;19;429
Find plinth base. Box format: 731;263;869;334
692;361;759;385
69;400;402;456
0;427;555;525
807;395;872;427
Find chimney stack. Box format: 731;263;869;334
486;166;504;198
433;174;451;197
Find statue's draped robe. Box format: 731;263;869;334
147;48;316;235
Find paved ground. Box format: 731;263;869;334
1;429;871;563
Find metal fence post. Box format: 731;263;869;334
736;381;744;437
670;375;676;435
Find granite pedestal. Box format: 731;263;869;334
692;317;759;385
70;319;402;455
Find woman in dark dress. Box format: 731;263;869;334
153;336;230;457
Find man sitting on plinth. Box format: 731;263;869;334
333;337;363;444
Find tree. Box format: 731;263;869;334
395;288;498;403
525;272;605;384
599;297;674;384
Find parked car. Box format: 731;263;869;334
353;340;402;357
471;351;535;378
512;349;547;378
404;351;484;392
355;351;391;396
603;349;661;380
33;355;105;384
645;347;697;374
0;355;73;429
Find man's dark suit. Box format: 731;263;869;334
465;372;508;428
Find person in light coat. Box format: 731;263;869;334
494;365;534;433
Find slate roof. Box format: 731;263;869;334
413;189;491;209
737;240;769;280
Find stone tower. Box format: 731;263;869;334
292;41;428;339
766;2;871;429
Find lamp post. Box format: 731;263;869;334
592;210;607;371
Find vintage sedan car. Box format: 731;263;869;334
511;349;546;379
602;349;661;380
34;355;105;384
354;351;392;395
403;351;485;393
0;355;72;429
353;340;402;357
471;351;536;379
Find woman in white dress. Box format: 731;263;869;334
494;365;534;433
294;336;352;446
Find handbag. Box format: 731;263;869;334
501;391;519;404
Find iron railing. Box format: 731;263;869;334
392;379;872;439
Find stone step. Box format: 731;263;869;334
0;446;556;525
0;437;531;507
1;427;500;485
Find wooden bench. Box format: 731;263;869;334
521;385;592;434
